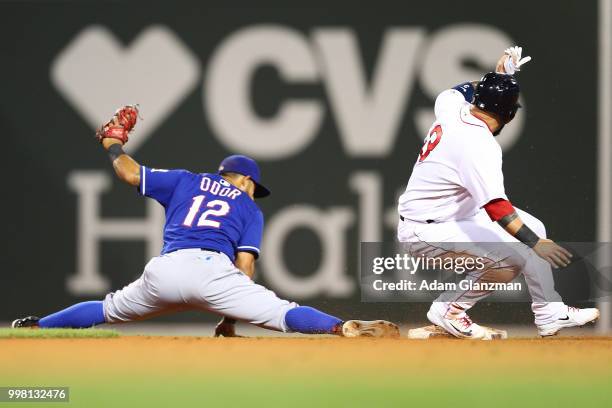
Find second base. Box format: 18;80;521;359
407;325;508;340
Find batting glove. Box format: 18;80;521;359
503;46;532;74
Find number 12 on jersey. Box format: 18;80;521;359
419;125;443;162
183;195;230;228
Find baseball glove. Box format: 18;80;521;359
95;105;140;144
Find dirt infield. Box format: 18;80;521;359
2;336;612;407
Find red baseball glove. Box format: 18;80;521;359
95;105;140;144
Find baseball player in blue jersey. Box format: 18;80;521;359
11;106;398;338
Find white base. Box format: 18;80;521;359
407;325;508;340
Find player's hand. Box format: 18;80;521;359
532;239;572;269
214;317;244;337
95;105;140;145
500;46;532;75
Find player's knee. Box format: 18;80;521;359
480;264;521;284
479;252;525;282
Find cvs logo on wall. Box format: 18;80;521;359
52;24;524;158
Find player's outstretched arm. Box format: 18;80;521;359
96;105;141;187
103;139;141;187
485;200;572;268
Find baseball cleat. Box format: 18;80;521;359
427;307;486;340
341;320;400;338
537;306;600;337
11;316;40;328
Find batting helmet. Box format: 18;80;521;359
473;72;520;125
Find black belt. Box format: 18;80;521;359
201;248;220;254
399;215;435;224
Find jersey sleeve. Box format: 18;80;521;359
139;166;190;206
458;138;508;208
237;209;264;258
451;82;475;102
434;89;467;121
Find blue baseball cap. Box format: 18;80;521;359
217;154;271;198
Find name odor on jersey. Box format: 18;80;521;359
200;176;242;200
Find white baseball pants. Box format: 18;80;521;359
103;249;298;331
397;208;566;325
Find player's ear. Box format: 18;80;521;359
243;175;256;198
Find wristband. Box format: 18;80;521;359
514;224;539;248
107;143;125;162
498;212;518;227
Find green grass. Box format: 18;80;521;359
0;328;119;339
3;374;611;408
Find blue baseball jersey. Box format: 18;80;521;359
138;166;263;261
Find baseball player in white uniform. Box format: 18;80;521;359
397;46;599;338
